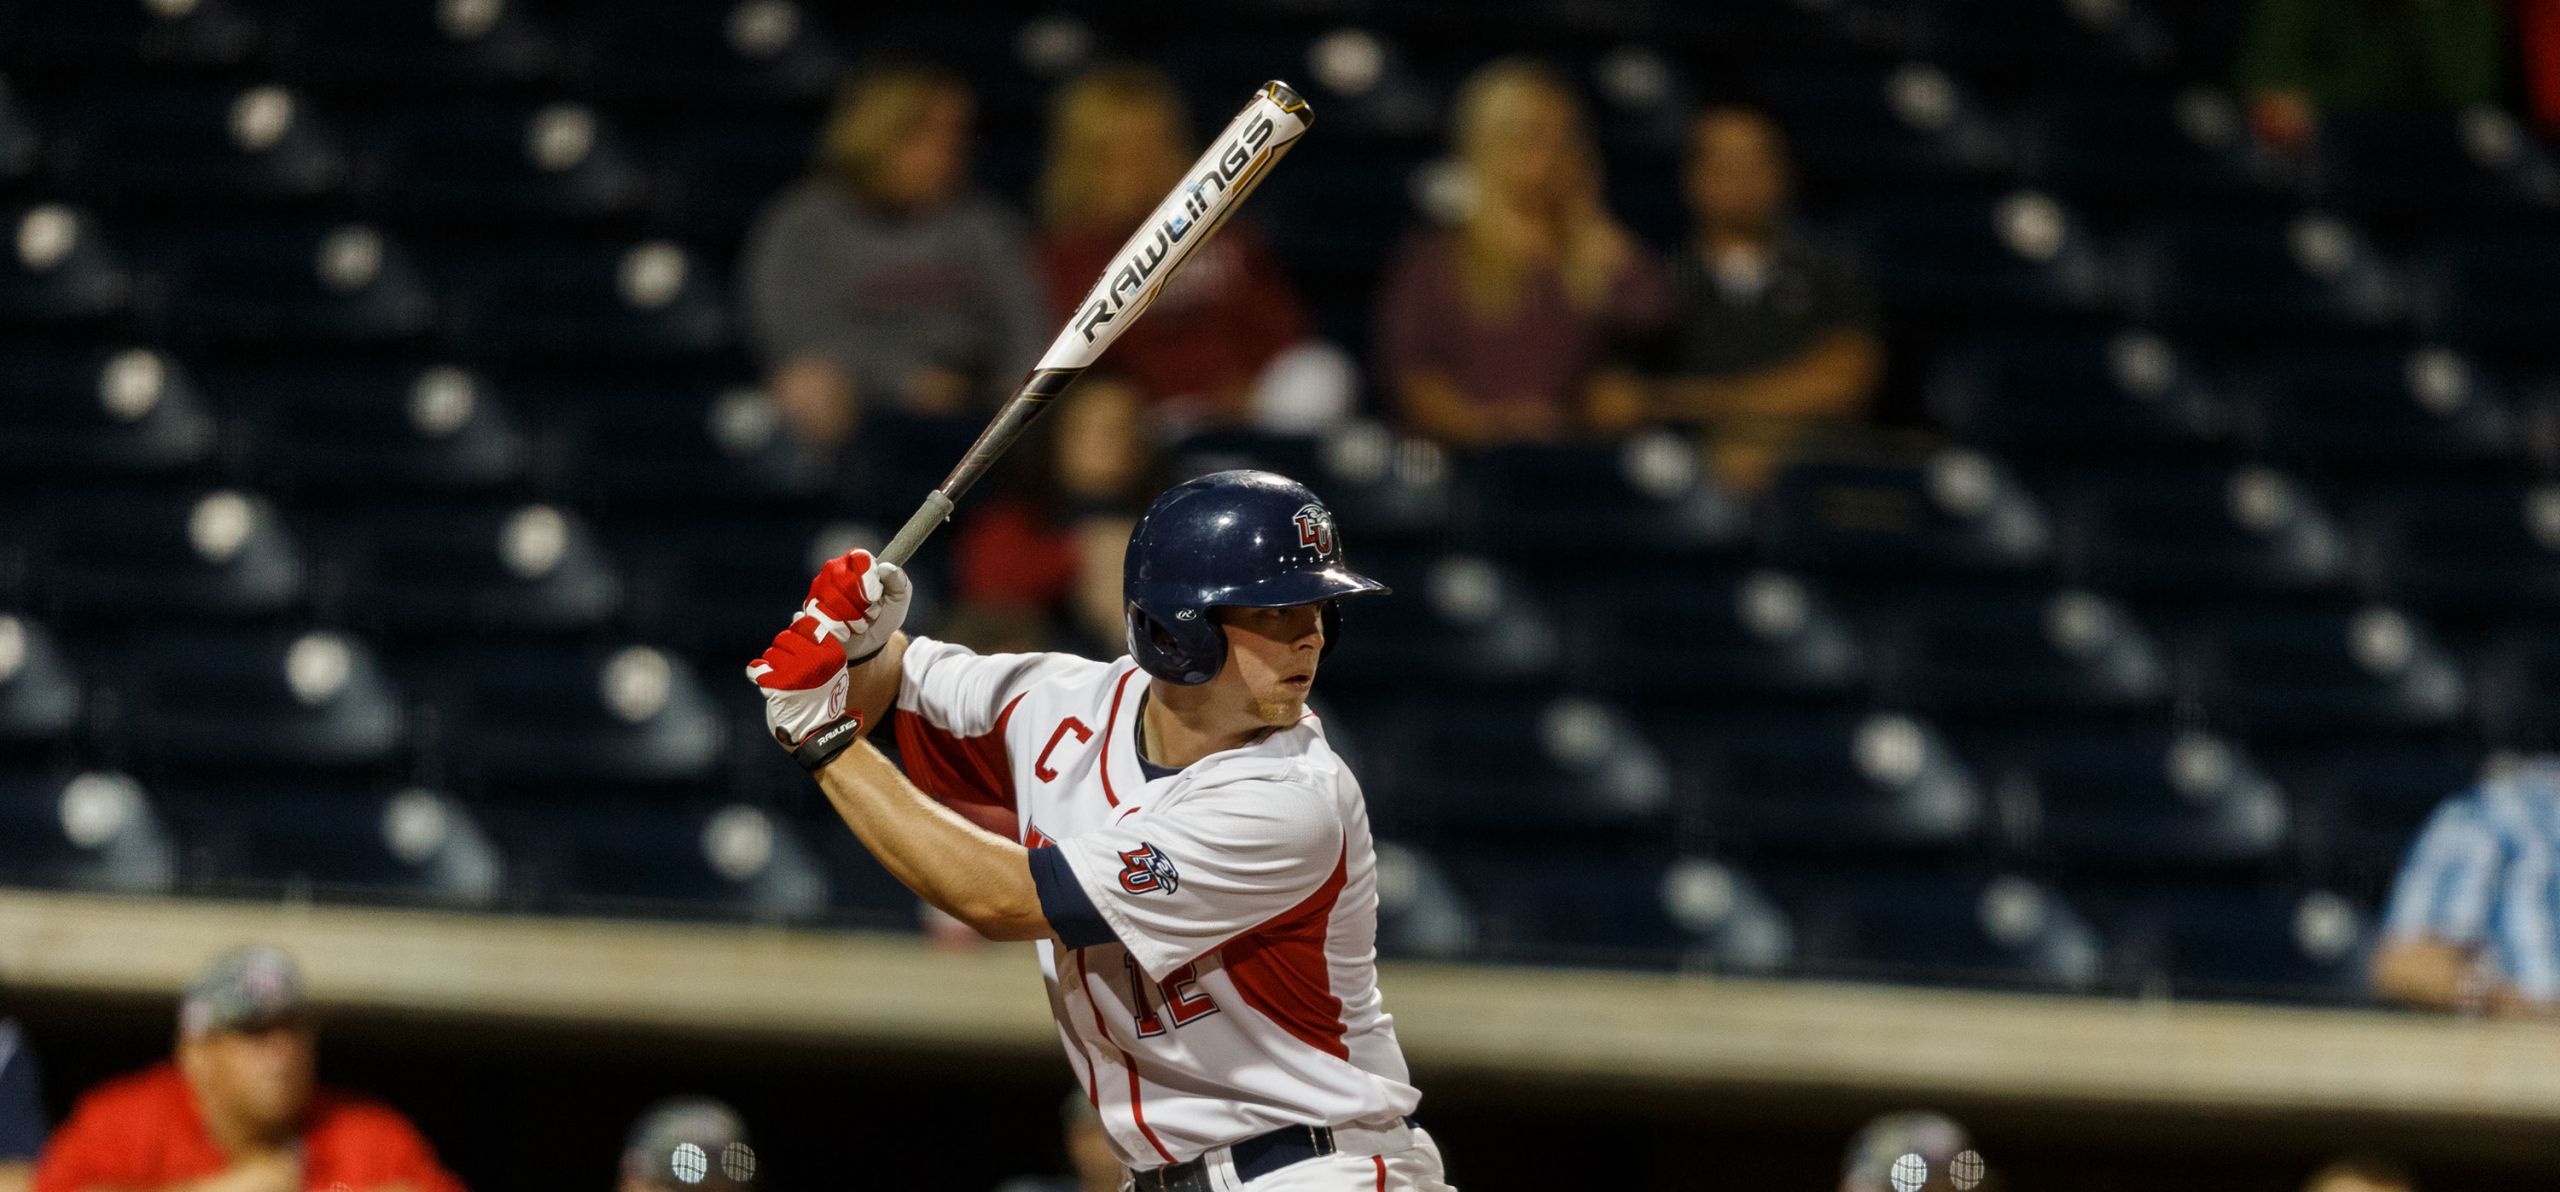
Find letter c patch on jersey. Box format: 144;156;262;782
1117;843;1180;895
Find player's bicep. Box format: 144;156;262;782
1047;783;1346;981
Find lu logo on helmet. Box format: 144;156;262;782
1292;503;1336;557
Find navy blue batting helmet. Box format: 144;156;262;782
1123;470;1388;685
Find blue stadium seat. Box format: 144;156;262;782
1453;434;1747;561
222;363;525;495
2121;211;2404;336
104;628;404;774
146;222;437;348
1305;552;1560;691
2416;228;2560;360
2312;108;2560;221
2053;466;2348;596
2172;606;2467;736
544;381;829;509
1666;710;1985;854
1769;869;2104;991
1435;849;1784;971
1553;569;1863;702
359;102;649;226
501;798;826;921
316;502;622;637
1757;62;2012;189
0;347;216;476
2100;886;2372;1001
2474;628;2560;748
2276;744;2478;886
14;488;305;622
2021;88;2286;210
1865;586;2168;716
0;613;80;750
1351;694;1671;836
2351;483;2560;613
649;117;816;239
414;642;727;786
0;769;176;894
2228;347;2515;469
0;202;131;330
441;239;729;360
1979;726;2291;871
1850;190;2109;316
1761;449;2053;576
273;0;564;95
164;783;500;906
0;0;266;80
47;86;347;208
1370;840;1480;962
564;0;843;109
1926;331;2224;457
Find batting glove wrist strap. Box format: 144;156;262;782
790;712;866;773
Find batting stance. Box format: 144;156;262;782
748;470;1454;1191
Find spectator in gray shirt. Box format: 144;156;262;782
740;63;1047;448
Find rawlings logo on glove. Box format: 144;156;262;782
747;550;912;772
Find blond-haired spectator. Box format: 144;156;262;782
1035;65;1349;433
741;62;1046;447
1376;57;1668;449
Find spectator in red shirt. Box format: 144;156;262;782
36;946;465;1192
1376;57;1669;449
1034;65;1352;434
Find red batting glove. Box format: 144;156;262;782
747;551;909;771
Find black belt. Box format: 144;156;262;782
1128;1118;1416;1191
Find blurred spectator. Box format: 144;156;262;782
1036;65;1352;434
2374;761;2560;1014
991;1094;1119;1192
1840;1110;1990;1192
947;376;1163;655
740;62;1047;448
0;1019;42;1192
1652;104;1883;494
2522;0;2560;135
35;945;465;1192
1376;58;1668;449
619;1096;756;1192
2303;1154;2417;1192
2238;0;2504;153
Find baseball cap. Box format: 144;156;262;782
623;1096;757;1190
179;944;307;1038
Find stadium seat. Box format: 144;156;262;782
0;769;176;894
145;222;438;348
2350;483;2560;613
413;642;726;787
100;626;404;775
2120;211;2404;337
440;239;729;361
2275;743;2479;888
46;86;348;209
1757;62;2013;190
358;101;650;227
1436;849;1786;971
272;0;564;95
2021;89;2286;211
314;502;623;638
1904;0;2171;86
14;488;305;622
565;0;843;109
0;613;80;750
647;117;816;240
2311;108;2560;221
1370;840;1479;962
1761;449;2053;576
2227;347;2515;469
2473;627;2560;748
542;381;830;510
222;362;526;495
0;347;217;476
2172;605;2468;736
1925;330;2225;458
1453;434;1747;562
1666;709;1985;854
1864;586;2168;717
164;783;501;907
2053;466;2348;596
1977;726;2290;871
618;515;886;667
2099;886;2372;1002
0;201;131;331
2416;228;2560;361
1305;552;1560;691
1353;693;1671;837
1849;190;2109;317
1768;869;2104;991
1553;569;1862;702
501;798;826;921
0;0;266;80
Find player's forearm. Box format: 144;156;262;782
813;739;1051;940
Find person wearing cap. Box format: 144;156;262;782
617;1097;755;1192
34;945;466;1192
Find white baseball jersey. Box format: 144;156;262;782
892;635;1422;1170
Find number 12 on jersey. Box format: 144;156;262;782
1125;955;1220;1037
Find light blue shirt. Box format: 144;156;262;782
2383;763;2560;1001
